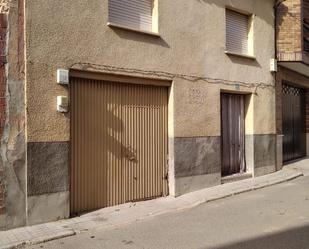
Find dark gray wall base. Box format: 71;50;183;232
254;165;276;177
27;191;70;226
174;173;221;196
27;142;69;196
245;134;276;176
253;134;276;168
172;134;275;180
276;135;283;171
173;136;221;178
0;132;27;230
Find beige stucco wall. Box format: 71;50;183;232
25;0;276;142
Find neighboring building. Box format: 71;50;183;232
276;0;309;166
0;0;277;230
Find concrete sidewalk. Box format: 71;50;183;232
0;161;307;249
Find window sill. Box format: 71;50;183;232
107;22;160;37
225;51;256;60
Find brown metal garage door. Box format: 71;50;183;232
282;84;306;162
70;77;169;215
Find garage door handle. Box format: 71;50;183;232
128;156;136;161
124;153;136;161
124;146;137;161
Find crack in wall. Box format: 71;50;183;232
0;0;26;230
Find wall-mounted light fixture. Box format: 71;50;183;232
57;96;69;113
57;69;69;85
270;58;278;72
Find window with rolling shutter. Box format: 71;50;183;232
226;9;250;55
108;0;154;32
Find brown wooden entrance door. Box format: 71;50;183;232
221;93;246;177
70;77;169;215
282;84;306;162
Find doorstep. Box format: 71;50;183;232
221;173;253;184
221;172;252;184
0;166;305;249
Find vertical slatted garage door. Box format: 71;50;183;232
282;84;306;162
70;77;169;215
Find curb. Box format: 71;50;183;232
77;170;304;232
167;171;305;215
0;170;304;249
0;230;76;249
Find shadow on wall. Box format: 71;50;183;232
196;0;275;26
108;0;276;65
110;26;170;48
195;0;274;68
107;0;170;48
276;3;291;28
207;224;309;249
226;55;261;68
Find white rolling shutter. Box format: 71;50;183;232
109;0;153;32
226;9;249;54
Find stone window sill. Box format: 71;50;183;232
107;22;161;37
225;51;256;60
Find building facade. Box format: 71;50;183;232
276;0;309;167
0;0;279;230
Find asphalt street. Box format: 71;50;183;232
27;175;309;249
